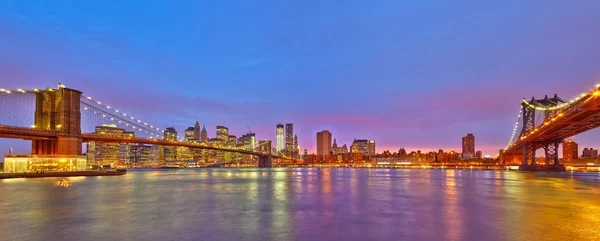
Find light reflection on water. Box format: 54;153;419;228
1;168;599;241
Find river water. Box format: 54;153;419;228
1;168;599;241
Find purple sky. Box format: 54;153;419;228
1;1;599;156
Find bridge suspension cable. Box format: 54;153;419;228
504;108;522;151
80;95;164;138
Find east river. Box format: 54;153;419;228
1;168;599;241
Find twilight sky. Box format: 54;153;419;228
1;1;599;156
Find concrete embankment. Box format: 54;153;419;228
0;170;126;179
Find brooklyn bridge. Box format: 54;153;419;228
0;85;289;168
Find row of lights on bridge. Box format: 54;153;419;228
81;95;163;136
502;83;600;155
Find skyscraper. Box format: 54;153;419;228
164;127;177;141
350;139;375;156
184;127;195;142
216;126;229;142
294;135;299;153
276;123;284;152
316;130;332;157
194;120;201;140
563;140;578;161
201;125;208;142
238;133;256;150
285;123;294;151
462;133;475;160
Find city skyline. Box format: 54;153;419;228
1;1;600;155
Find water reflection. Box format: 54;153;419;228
0;169;599;241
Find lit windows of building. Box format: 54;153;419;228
350;139;376;156
216;126;229;142
3;155;86;173
238;133;256;151
462;133;475;160
285;123;294;151
129;145;151;165
88;124;135;166
164;127;177;141
185;127;195;142
228;135;237;146
276;123;284;152
563;140;578;162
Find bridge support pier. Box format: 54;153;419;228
543;141;566;171
258;155;272;168
519;141;565;171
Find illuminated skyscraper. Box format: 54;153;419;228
89;124;135;166
238;133;256;150
294;135;298;152
462;133;475;160
350;139;376;156
164;127;177;141
216;126;229;142
184;127;195;142
194;120;201;140
563;140;578;161
285;123;293;151
316;130;332;157
276;123;284;152
228;135;237;146
201;125;208;142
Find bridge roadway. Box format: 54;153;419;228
504;90;600;156
0;125;59;140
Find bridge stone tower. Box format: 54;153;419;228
32;88;82;155
519;94;565;171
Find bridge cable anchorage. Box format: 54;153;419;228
80;95;163;138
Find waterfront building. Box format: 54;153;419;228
563;140;578;161
216;126;229;142
149;145;164;166
331;139;349;155
350;139;376;156
316;130;332;157
462;133;475;160
164;127;177;141
582;147;598;159
128;145;151;165
88;124;134;166
276;123;284;152
285;123;294;151
476;151;482;159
